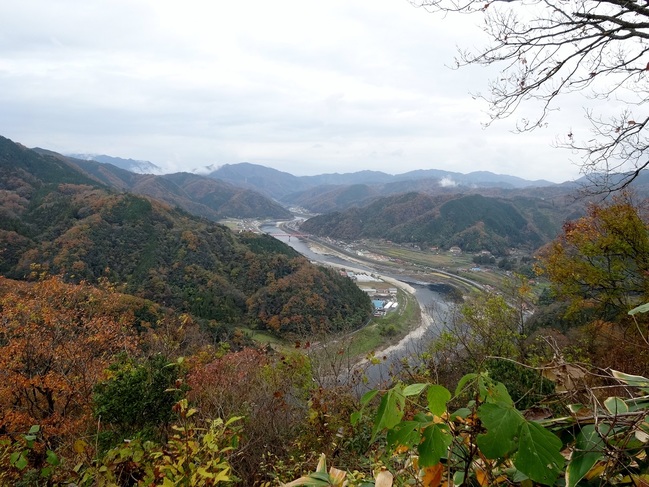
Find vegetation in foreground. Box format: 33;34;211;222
3;194;649;486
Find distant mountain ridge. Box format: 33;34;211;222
208;163;560;212
37;152;292;220
211;163;555;194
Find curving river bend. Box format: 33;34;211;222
261;223;452;388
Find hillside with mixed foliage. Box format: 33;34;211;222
210;162;556;201
301;192;565;254
0;135;370;334
36;151;293;220
7;135;649;487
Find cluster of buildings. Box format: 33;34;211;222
342;270;400;317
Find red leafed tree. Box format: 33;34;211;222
0;276;138;442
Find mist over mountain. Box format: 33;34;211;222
66;153;163;175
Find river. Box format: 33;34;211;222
260;222;452;388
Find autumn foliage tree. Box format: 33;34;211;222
187;348;314;483
0;276;138;444
538;194;649;318
537;194;649;372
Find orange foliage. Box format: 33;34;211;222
0;276;139;443
422;464;444;487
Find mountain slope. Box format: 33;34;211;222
0;136;371;334
44;154;292;220
210;163;311;199
300;192;562;254
210;162;560;210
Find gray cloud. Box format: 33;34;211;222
0;0;583;182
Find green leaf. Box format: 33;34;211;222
604;396;629;415
350;411;361;426
611;370;649;392
514;421;564;486
427;385;451;416
477;402;525;458
453;471;465;485
310;472;332;481
418;424;452;467
28;425;40;434
372;388;405;439
45;449;60;466
360;389;379;406
403;383;427;397
455;373;478;397
11;452;29;470
566;425;607;487
483;381;513;406
450;407;472;420
387;421;423;449
629;302;649;315
282;474;333;487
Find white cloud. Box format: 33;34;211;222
439;177;458;187
0;0;584;183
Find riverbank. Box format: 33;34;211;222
306;242;445;362
258;222;452;385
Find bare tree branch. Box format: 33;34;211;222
410;0;649;192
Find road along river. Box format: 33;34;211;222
260;223;453;388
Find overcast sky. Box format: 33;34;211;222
0;0;585;182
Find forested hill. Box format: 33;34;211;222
301;192;565;254
0;135;371;335
33;149;292;220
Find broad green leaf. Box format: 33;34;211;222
387;421;422;449
418;424;452;467
310;472;332;481
484;381;513;405
566;425;606;487
403;383;427;397
373;388;405;439
611;370;649;392
455;373;478;397
478;375;513;405
28;425;40;434
282;474;333;487
629;302;649;315
477;402;524;458
413;412;430;423
427;385;451;417
453;471;465;485
360;389;379;406
450;407;472;419
514;421;564;486
604;396;628;415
